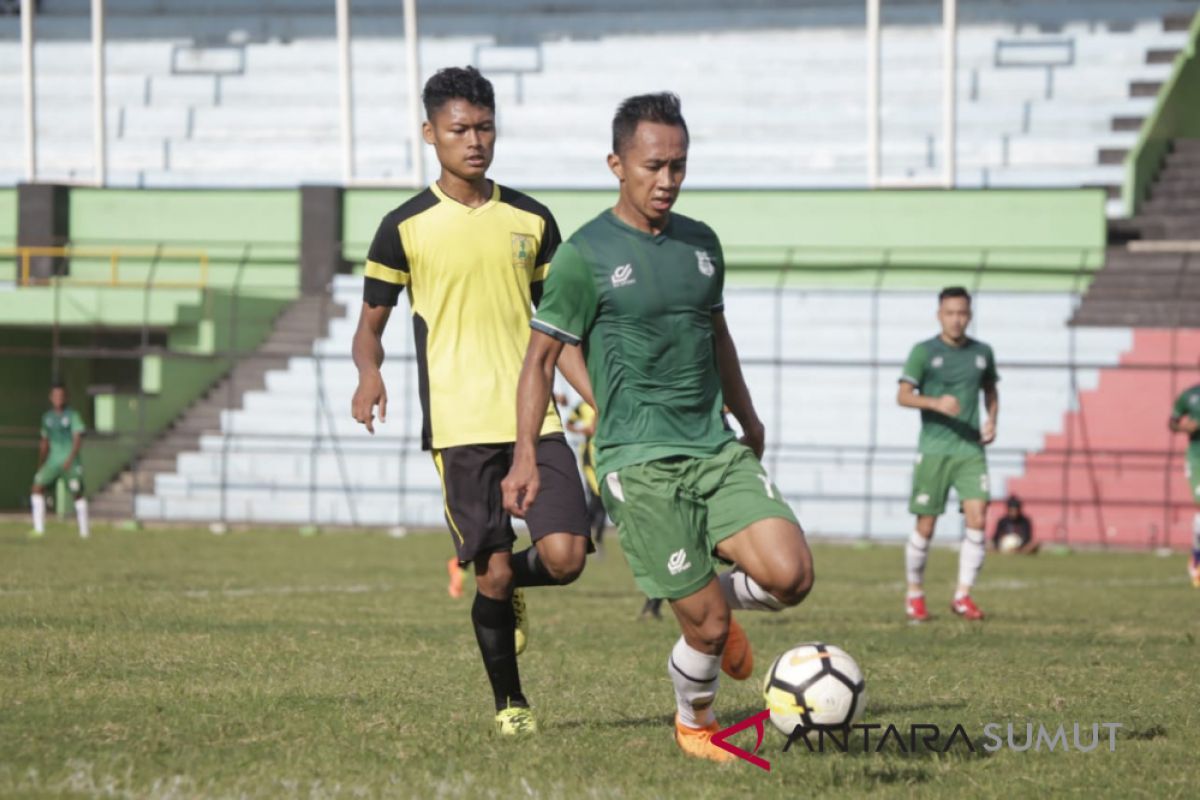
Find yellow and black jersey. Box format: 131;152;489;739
363;181;563;450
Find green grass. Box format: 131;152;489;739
0;522;1196;798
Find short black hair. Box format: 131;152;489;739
939;286;971;304
422;66;495;118
50;380;66;391
612;92;689;155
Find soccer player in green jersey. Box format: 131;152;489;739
1168;378;1200;588
502;93;814;763
898;287;999;622
30;382;89;539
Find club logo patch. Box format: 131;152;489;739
511;233;536;271
976;355;986;369
931;357;944;368
695;249;715;277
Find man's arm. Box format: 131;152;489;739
555;344;596;411
897;382;960;416
351;302;392;434
981;379;999;445
63;433;83;468
712;311;765;459
502;330;565;516
36;437;48;470
1170;415;1199;434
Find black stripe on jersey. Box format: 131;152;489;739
413;312;434;450
498;185;562;267
363;188;440;307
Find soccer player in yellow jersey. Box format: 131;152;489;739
351;67;592;736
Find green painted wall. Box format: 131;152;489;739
1124;10;1200;214
344;188;1105;290
0;188;16;245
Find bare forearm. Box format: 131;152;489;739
556;345;595;410
897;389;940;411
985;387;999;425
65;435;83;465
37;442;48;468
715;328;760;431
516;350;557;454
352;329;384;375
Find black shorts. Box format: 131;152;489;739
432;433;591;565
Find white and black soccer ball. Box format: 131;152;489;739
762;642;866;735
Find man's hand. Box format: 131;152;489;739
501;449;540;518
932;395;961;417
351;370;388;434
62;457;73;470
740;419;766;460
980;419;997;445
1180;415;1199;434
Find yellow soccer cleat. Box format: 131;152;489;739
674;715;735;763
721;617;754;681
495;705;538;736
512;588;528;655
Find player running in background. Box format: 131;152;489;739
351;67;592;736
503;93;814;762
898;287;999;622
1168;378;1200;587
30;382;89;539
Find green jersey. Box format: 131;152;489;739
532;209;734;477
900;336;998;456
1171;383;1200;459
41;407;85;462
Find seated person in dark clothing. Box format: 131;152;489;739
992;495;1038;554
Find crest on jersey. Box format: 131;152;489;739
511;233;536;271
931;356;944;368
975;355;986;370
1190;394;1199;406
695;249;715;277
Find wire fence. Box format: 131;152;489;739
4;244;1198;548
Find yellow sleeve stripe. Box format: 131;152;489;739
365;260;409;286
532;262;550;282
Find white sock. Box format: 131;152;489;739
75;498;90;539
956;527;986;598
905;531;929;591
1192;512;1200;552
31;494;45;533
668;637;720;729
718;568;785;612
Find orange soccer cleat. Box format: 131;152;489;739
446;557;464;599
674;715;736;763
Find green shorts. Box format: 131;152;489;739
34;458;85;496
1187;456;1200;506
908;452;989;516
600;441;800;601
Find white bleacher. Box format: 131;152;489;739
0;1;1193;209
133;274;1133;538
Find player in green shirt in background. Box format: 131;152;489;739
898;287;999;622
30;382;90;539
1168;377;1200;588
502;93;814;762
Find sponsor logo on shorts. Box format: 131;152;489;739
695;250;715;277
915;493;930;506
667;548;691;575
611;263;635;288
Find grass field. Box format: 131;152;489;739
1;521;1196;798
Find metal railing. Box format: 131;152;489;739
3;243;1198;548
4;245;210;288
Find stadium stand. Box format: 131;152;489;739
0;0;1194;214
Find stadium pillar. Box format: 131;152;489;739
942;0;957;188
336;0;355;184
300;186;346;296
17;183;71;282
404;0;424;187
866;0;880;188
92;0;107;187
21;0;36;182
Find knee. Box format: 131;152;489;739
539;538;587;585
475;563;514;598
774;567;815;607
544;557;584;585
689;615;731;655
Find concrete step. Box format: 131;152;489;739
1130;80;1163;98
1097;147;1128;165
1146;48;1181;65
1110;116;1144;132
1164;13;1196;32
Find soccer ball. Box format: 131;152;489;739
762;642;866;735
998;532;1023;553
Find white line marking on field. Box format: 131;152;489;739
180;583;389;599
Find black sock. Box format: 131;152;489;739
511;546;559;588
471;592;526;711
